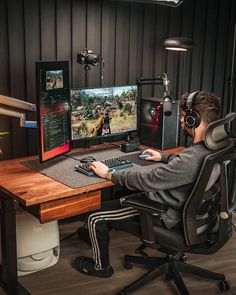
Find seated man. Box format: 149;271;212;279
74;91;221;278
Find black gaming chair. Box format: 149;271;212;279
118;113;236;295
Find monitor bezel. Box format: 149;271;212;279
70;84;139;149
36;61;71;163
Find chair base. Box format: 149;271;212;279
118;254;230;295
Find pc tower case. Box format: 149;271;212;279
140;97;179;149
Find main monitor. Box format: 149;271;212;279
70;85;138;146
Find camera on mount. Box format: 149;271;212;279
77;49;100;70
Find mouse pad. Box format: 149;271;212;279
22;148;159;189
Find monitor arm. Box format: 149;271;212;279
0;95;37;128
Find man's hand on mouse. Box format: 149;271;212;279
142;149;162;162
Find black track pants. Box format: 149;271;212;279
87;198;141;269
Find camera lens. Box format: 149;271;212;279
86;54;99;66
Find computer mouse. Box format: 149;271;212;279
80;156;96;163
139;154;152;160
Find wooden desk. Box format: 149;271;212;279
0;145;183;295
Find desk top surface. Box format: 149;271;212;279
0;144;184;207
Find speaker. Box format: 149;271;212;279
140;97;179;149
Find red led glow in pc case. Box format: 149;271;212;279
140;97;179;149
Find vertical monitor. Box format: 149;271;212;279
71;85;138;142
36;61;71;162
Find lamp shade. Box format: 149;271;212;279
163;37;195;51
109;0;184;7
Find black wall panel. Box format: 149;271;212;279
129;4;143;84
0;0;235;160
115;2;130;85
87;0;102;87
141;5;157;98
8;0;28;158
71;0;86;88
41;0;57;60
101;0;116;86
24;0;41;156
0;0;12;159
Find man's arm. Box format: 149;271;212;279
141;148;176;163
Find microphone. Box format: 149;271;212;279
162;96;172;116
162;73;173;116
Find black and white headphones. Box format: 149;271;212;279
185;91;201;128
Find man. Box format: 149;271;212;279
73;91;221;278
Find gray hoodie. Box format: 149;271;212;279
111;142;212;228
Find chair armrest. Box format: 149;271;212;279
121;193;168;249
121;194;168;214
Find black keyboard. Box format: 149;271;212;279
74;157;133;176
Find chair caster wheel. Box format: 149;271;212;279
123;261;133;269
179;255;187;263
218;280;230;291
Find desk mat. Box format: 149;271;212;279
22;148;158;189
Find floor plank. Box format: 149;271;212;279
10;220;236;295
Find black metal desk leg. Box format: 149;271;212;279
0;195;18;294
0;193;30;295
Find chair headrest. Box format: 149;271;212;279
204;112;236;150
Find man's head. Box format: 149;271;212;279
179;91;221;138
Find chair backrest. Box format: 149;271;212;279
183;113;236;253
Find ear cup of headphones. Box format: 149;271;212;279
185;110;201;128
184;91;201;128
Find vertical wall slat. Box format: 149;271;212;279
24;0;41;156
0;0;11;159
115;2;130;86
8;0;27;158
141;4;157;98
57;0;72;62
154;5;170;98
166;5;182;97
40;0;56;60
213;0;231;110
87;0;102;87
223;0;236;116
101;0;116;86
128;4;144;85
180;0;195;94
201;0;219;91
190;0;208;91
71;0;87;89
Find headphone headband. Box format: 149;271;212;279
185;91;201;128
185;91;200;111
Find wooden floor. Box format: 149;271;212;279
1;220;236;295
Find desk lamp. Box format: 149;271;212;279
163;37;195;52
163;37;195;146
163;37;195;91
109;0;184;7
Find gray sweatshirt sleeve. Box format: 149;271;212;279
111;146;205;192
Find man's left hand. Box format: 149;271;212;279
89;161;109;178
